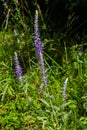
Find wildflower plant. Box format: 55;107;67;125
14;52;23;84
34;10;47;86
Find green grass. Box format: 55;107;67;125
0;30;87;130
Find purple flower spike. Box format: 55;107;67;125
34;10;47;86
14;52;23;84
34;10;43;59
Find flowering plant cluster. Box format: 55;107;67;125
14;10;47;86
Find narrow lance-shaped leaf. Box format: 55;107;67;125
86;91;87;113
62;77;68;100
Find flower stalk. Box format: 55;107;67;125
34;10;47;86
14;52;23;84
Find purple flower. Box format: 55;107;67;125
34;10;47;86
14;52;23;84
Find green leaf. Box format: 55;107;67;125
39;99;50;107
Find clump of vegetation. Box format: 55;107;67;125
0;0;87;130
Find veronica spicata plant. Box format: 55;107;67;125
34;10;47;86
14;52;23;84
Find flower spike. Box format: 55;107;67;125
34;10;47;86
14;52;23;84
